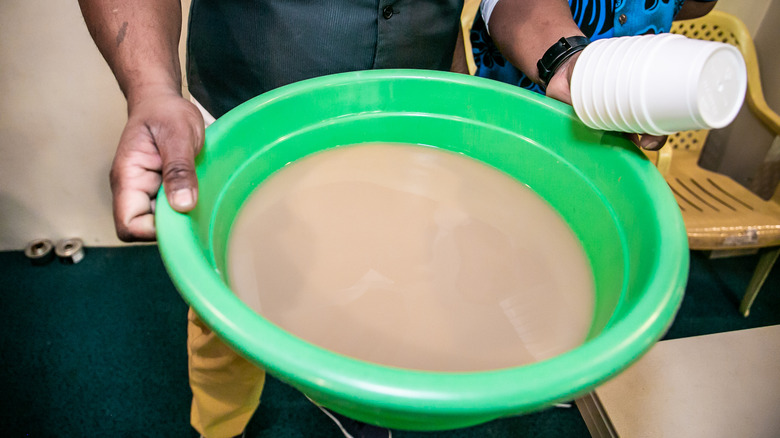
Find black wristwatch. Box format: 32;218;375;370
536;36;590;89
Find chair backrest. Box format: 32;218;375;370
670;12;744;45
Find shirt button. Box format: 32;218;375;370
382;5;394;19
618;14;627;25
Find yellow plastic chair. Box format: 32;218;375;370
652;11;780;316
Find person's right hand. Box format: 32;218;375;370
110;90;205;241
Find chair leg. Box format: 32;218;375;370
739;247;780;317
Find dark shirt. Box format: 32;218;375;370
187;0;464;118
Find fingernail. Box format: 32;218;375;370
643;141;660;151
171;189;194;209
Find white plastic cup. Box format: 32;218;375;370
570;34;747;136
637;34;746;133
576;34;679;135
619;34;677;134
627;35;679;135
600;37;637;131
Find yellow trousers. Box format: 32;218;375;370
187;308;266;438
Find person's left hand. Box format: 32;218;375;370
545;53;668;151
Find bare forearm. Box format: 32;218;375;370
78;0;184;107
487;0;583;84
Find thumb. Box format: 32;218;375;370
163;158;198;212
638;134;668;151
158;126;203;213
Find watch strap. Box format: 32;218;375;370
536;36;590;88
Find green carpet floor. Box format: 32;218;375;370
2;246;779;437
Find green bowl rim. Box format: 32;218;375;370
156;69;688;417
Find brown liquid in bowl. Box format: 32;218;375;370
227;143;594;371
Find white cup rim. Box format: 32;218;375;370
695;45;747;129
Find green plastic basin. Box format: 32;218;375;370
156;70;688;431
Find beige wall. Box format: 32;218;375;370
753;0;780;112
715;0;778;110
715;0;774;36
1;1;126;250
0;0;190;250
702;0;780;196
0;0;775;250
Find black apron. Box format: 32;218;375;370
187;0;464;118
